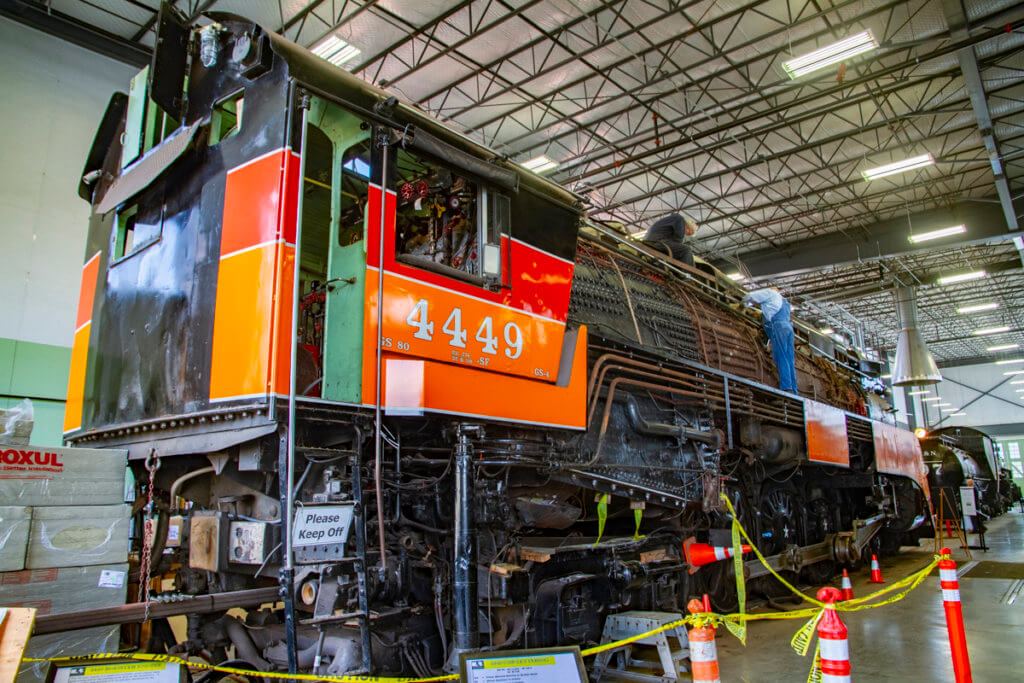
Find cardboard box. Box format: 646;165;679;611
17;626;120;683
0;506;31;571
26;505;130;569
0;563;128;614
0;444;127;507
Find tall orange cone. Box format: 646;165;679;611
867;554;885;584
687;595;721;683
840;569;854;601
683;536;753;571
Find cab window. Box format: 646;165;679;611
394;147;507;283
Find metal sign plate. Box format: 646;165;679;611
292;504;355;548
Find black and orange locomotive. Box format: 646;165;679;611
65;8;931;677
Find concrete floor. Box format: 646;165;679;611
714;510;1024;681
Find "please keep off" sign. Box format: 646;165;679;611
292;504;355;547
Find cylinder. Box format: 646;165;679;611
816;587;850;683
453;430;478;653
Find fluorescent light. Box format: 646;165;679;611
820;328;834;335
521;155;558;173
880;373;892;379
921;397;942;402
907;390;929;395
936;403;952;407
957;302;998;314
909;224;966;244
948;412;966;417
988;344;1020;351
783;31;878;78
311;34;361;67
1012;379;1024;385
863;153;934;181
975;326;1011;335
1004;369;1024;376
727;272;745;281
630;230;646;238
996;358;1024;365
938;270;986;286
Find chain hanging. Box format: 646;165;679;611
139;449;160;625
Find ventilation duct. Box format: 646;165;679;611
891;286;941;386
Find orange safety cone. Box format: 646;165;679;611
817;587;851;682
687;595;721;683
867;554;885;584
840;569;854;601
683;536;753;571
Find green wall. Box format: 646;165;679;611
0;337;70;447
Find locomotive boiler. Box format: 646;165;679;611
63;7;932;677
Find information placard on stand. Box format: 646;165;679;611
47;659;184;683
460;646;589;683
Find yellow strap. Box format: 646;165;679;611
633;507;645;540
593;493;609;547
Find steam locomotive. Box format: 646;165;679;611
923;426;1018;519
63;7;932;677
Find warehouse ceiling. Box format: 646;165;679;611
4;0;1024;369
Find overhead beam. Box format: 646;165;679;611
0;0;151;67
713;199;1022;279
942;0;1024;266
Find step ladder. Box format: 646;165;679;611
591;611;690;682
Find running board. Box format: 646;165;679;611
743;514;887;579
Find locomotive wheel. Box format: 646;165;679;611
800;497;838;584
758;484;802;556
705;560;740;613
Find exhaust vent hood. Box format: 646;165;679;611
891;286;941;386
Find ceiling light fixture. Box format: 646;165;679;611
1004;369;1024;376
996;358;1024;365
988;344;1020;352
629;230;646;238
908;224;966;244
862;153;934;181
948;412;967;417
820;327;834;335
521;155;558;173
975;325;1011;335
727;272;745;281
957;302;998;314
1012;380;1024;385
311;33;362;67
907;390;929;396
921;397;942;402
938;270;986;286
783;30;879;78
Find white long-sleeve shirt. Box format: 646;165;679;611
741;288;785;321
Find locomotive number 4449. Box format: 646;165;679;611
402;298;524;359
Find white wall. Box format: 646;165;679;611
906;362;1024;431
0;17;135;347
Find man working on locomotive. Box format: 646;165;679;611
741;287;798;393
642;212;698;265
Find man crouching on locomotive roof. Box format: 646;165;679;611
642;212;698;266
741;287;798;394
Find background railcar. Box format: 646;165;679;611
64;10;933;677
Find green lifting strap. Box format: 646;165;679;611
593;494;609;547
633;507;645;540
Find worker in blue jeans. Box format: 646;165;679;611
741;287;798;393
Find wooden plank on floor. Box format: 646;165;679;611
0;607;37;681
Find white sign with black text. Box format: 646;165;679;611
292;504;355;547
959;486;978;517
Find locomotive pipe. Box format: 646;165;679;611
453;429;478;655
624;395;721;447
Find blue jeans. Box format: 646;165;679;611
764;302;797;393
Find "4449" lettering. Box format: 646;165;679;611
405;299;523;359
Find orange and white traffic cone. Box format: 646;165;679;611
686;595;721;683
840;569;854;601
867;554;885;584
816;587;851;682
683;536;753;572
